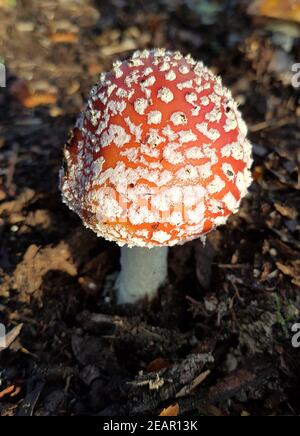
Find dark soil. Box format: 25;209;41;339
0;0;300;416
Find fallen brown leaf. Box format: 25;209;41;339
146;357;172;373
276;262;294;276
274;202;297;219
248;0;300;23
206;364;275;404
49;32;78;43
159;403;179;417
100;38;138;56
13;243;77;295
0;188;35;215
241;410;251;416
9;80;57;108
22;93;57;108
0;385;15;399
276;261;300;287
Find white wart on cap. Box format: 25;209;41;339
60;48;253;247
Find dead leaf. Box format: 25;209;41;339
248;0;300;23
49;32;78;43
9;79;57;108
22;93;57;108
207;365;275;403
100;38;138;56
159;403;179;416
13;243;77;295
241;410;251;416
276;262;294;276
0;188;35;215
276;261;300;287
274;202;297;219
146;357;172;373
252;166;265;182
0;385;16;399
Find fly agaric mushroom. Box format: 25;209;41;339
60;48;252;303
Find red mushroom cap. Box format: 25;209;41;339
60;49;252;247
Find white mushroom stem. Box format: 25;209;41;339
117;246;168;304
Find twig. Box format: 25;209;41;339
176;370;210;398
0;323;23;352
249;116;294;133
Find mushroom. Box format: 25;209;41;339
60;48;253;304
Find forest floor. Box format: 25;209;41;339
0;0;300;416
